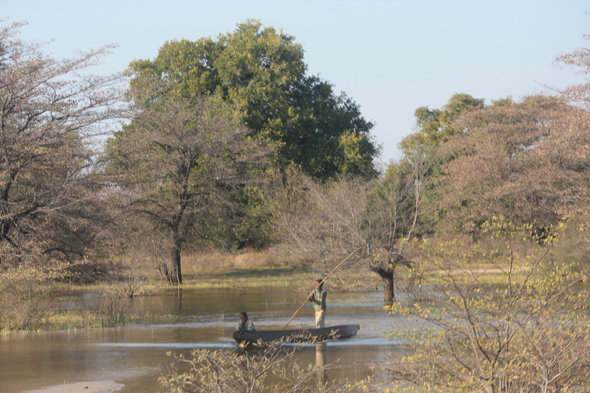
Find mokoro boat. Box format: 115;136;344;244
232;324;360;344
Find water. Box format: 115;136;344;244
0;287;408;392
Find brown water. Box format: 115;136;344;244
1;287;408;392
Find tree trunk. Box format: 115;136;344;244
369;263;395;303
169;244;183;284
382;275;394;302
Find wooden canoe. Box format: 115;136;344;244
232;324;360;344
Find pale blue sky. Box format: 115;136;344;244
2;1;588;163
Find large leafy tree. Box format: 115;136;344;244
0;22;125;267
128;20;378;179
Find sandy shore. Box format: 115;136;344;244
24;381;124;393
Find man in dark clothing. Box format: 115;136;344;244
308;279;327;328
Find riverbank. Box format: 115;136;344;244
1;247;522;334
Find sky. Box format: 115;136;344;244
2;0;589;163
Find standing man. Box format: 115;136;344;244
308;279;328;328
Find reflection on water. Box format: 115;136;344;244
315;342;328;387
1;287;408;393
316;342;326;367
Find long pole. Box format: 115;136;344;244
281;247;362;330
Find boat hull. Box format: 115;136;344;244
232;324;360;344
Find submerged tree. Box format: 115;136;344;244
366;151;432;301
0;21;125;267
107;83;270;284
277;157;429;302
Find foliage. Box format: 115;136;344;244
394;94;486;238
0;21;126;267
399;93;484;156
0;261;129;331
230;184;277;249
106;83;270;283
159;339;379;393
438;95;590;231
387;220;590;392
128;19;378;179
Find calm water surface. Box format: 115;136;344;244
1;286;410;392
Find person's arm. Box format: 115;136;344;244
247;320;256;332
321;289;327;300
235;321;242;331
308;290;316;302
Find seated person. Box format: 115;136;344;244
235;311;256;333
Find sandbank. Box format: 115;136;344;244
24;381;124;393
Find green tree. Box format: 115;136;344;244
128;20;378;180
399;93;484;156
392;94;484;237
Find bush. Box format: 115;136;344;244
387;220;590;392
160;339;379;393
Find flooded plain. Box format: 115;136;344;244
1;286;410;392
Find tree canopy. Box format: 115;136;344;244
0;21;125;267
438;95;590;230
399;93;484;156
128;20;378;179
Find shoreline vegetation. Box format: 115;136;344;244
0;249;350;334
0;245;550;335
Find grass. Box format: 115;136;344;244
177;249;317;288
182;266;310;289
0;307;144;335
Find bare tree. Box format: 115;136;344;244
555;32;590;110
107;85;270;284
0;21;126;267
365;151;431;301
276;175;370;266
276;152;431;301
